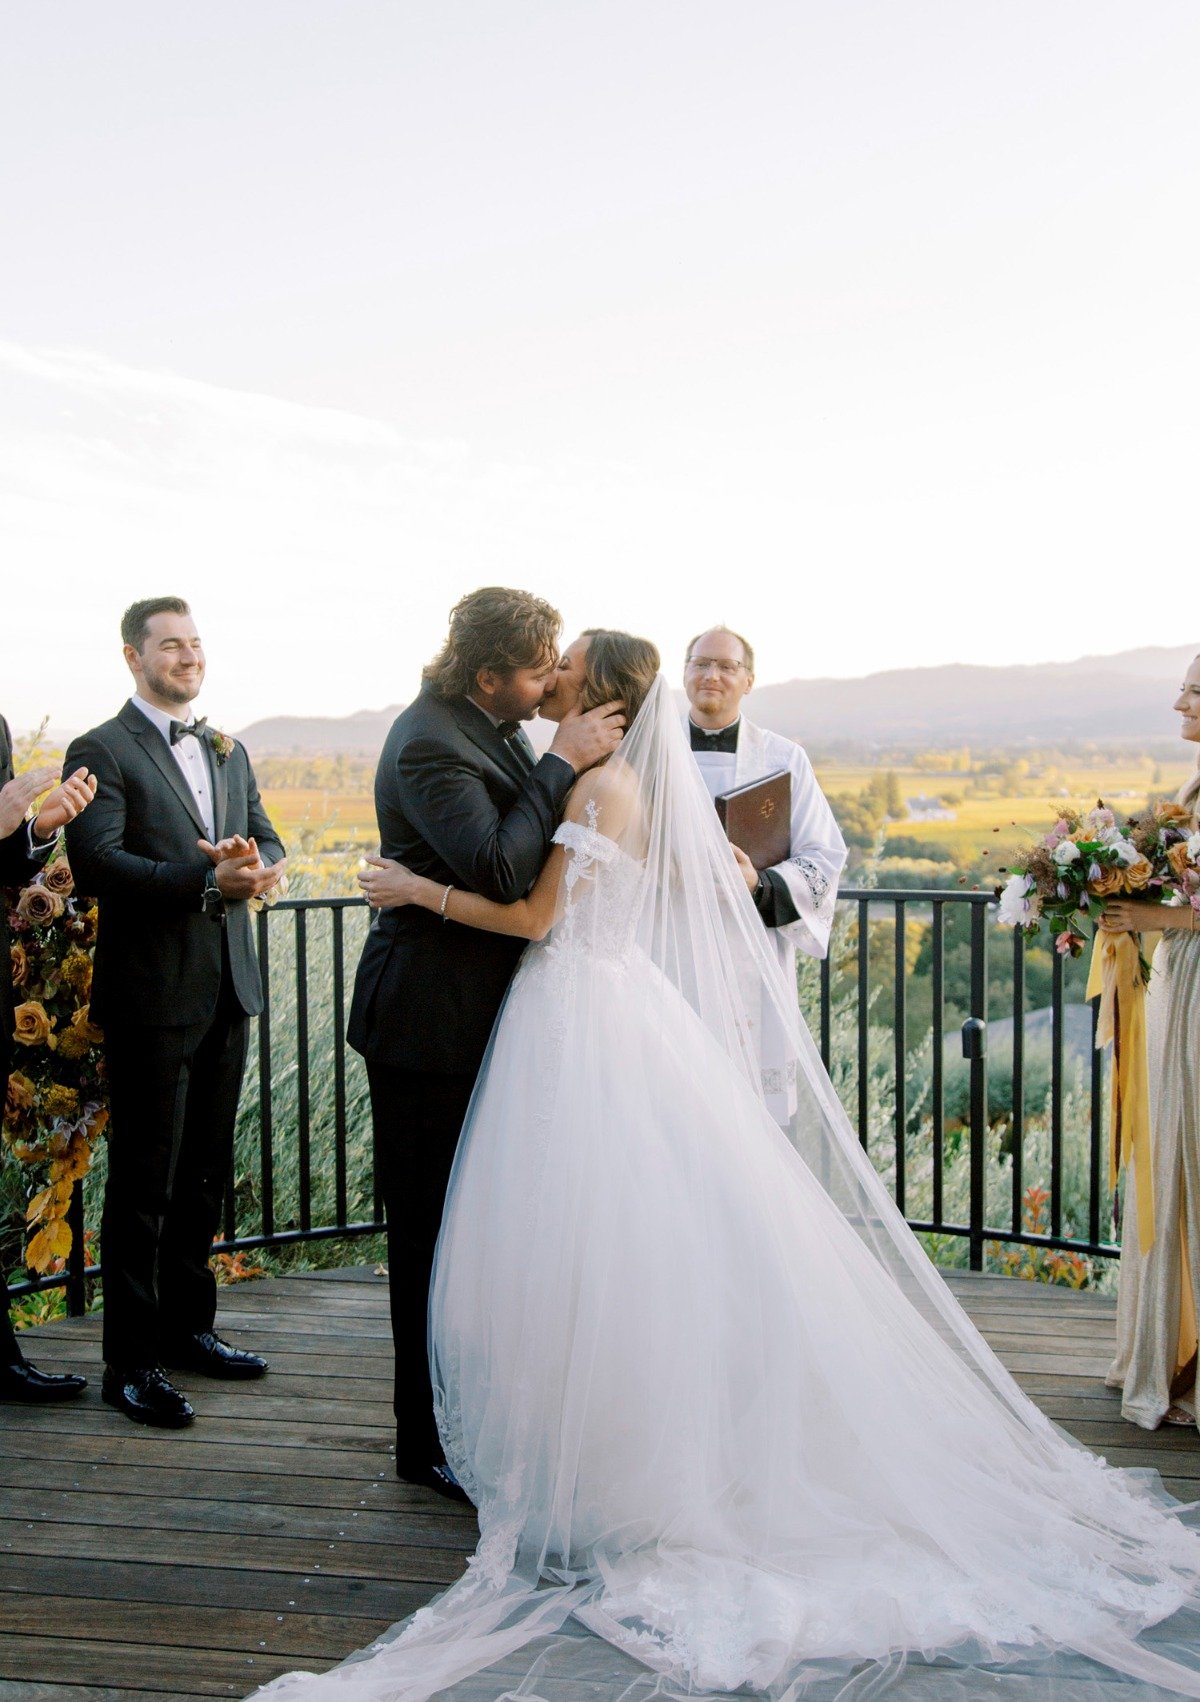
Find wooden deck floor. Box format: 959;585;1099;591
1;1267;1198;1700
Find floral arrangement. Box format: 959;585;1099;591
996;801;1200;967
210;727;234;766
4;856;108;1274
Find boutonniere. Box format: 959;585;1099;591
209;729;234;766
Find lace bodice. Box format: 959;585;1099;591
521;800;644;981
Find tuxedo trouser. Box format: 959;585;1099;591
100;955;249;1368
367;1064;476;1470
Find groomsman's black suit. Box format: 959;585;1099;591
65;702;284;1371
348;683;575;1471
1;715;54;1368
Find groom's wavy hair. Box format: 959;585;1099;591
423;588;563;699
121;597;191;652
580;630;661;728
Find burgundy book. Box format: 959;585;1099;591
715;770;791;871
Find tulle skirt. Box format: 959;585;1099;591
255;938;1200;1699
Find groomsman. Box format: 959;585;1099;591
1;718;96;1401
685;625;847;1122
65;598;286;1427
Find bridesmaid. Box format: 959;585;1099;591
1104;653;1200;1428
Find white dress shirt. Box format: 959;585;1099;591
130;694;217;840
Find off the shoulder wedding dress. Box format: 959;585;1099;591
256;680;1200;1701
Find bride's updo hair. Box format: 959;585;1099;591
579;631;661;727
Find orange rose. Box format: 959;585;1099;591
13;1001;54;1047
4;1070;35;1123
1088;867;1125;897
41;860;75;897
70;1004;104;1046
10;940;28;989
1168;841;1193;879
1121;855;1153;892
1156;802;1193;828
16;886;64;927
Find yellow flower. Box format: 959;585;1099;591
60;951;93;996
10;940;28;989
42;1084;80;1120
12;1001;54;1047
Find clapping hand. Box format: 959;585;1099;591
0;764;97;841
34;767;98;838
358;855;422;909
0;764;60;838
198;835;287;901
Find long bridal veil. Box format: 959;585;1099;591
256;677;1200;1702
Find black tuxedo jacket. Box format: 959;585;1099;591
0;716;53;1081
348;684;575;1075
64;702;284;1029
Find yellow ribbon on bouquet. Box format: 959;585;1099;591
1086;930;1154;1254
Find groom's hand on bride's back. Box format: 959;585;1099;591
548;700;625;774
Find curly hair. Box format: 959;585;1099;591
579;630;661;728
423;587;563;699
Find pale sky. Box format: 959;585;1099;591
2;1;1197;732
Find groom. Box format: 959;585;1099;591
349;587;623;1497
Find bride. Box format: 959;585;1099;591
258;632;1200;1700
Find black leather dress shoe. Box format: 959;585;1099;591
102;1365;194;1428
0;1358;88;1403
164;1330;268;1380
397;1459;475;1506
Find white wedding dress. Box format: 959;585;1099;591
256;679;1200;1702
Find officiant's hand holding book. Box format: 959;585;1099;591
715;770;791;872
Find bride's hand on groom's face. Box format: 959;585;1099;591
548;700;626;774
358;855;420;909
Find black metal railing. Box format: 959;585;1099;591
7;886;1116;1316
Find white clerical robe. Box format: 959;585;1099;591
689;713;847;1123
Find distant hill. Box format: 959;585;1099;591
236;644;1198;757
237;705;407;757
748;645;1197;750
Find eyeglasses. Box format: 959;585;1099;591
686;657;747;678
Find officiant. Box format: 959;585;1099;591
685;626;846;1118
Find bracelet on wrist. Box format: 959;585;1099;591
439;884;454;921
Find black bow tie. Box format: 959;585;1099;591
170;717;208;745
495;721;523;741
689;719;739;755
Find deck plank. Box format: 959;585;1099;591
2;1265;1197;1701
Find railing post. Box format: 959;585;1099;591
964;896;990;1272
893;899;907;1215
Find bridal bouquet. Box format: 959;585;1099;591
3;856;108;1275
996;801;1198;967
997;801;1200;1256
